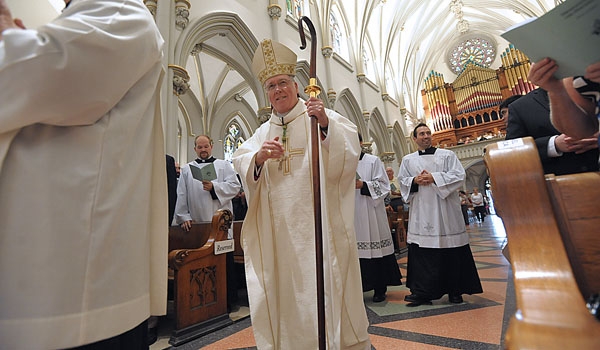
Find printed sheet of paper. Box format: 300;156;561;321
501;0;600;79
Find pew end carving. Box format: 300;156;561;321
484;137;600;349
167;209;234;346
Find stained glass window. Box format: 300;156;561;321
224;121;245;163
363;47;376;82
448;37;496;74
330;10;350;61
286;0;309;19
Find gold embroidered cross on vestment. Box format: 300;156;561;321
277;112;306;175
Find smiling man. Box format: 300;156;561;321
232;39;370;349
398;123;482;307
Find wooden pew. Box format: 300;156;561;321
484;137;600;349
386;206;407;251
168;209;234;346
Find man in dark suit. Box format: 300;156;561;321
505;88;599;175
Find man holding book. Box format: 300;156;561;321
173;134;240;231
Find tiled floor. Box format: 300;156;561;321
152;214;513;350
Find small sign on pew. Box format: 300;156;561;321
215;239;235;255
497;138;524;150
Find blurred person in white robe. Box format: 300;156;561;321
0;0;168;348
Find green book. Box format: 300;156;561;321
390;183;397;191
356;172;361;180
190;163;217;181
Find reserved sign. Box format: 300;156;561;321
215;239;235;255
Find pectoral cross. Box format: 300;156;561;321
278;125;305;175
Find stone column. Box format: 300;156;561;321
267;1;281;42
322;46;336;108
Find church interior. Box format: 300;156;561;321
16;0;557;191
12;0;600;349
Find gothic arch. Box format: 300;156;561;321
174;12;260;100
172;12;264;139
216;112;253;161
368;108;391;155
220;112;253;143
392;121;411;162
295;61;330;109
336;88;366;134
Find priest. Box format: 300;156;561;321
173;134;240;233
355;134;403;303
233;39;370;349
398;123;482;306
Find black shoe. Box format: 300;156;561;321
372;294;386;303
449;294;463;303
404;294;421;302
404;294;431;306
406;299;432;307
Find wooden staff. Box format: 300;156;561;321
298;16;326;350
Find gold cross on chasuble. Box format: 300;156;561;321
278;135;305;175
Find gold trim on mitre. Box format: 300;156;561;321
252;39;297;85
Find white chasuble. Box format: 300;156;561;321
398;149;468;249
354;153;395;259
233;100;370;350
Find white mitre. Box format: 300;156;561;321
251;39;298;85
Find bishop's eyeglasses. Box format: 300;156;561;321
265;79;293;92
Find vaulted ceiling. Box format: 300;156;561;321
21;0;562;127
186;0;561;130
307;0;561;119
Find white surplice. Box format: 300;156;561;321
354;153;395;258
233;100;370;350
173;159;241;237
0;1;167;348
398;149;468;248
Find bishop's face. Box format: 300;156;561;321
264;74;299;115
413;125;432;150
